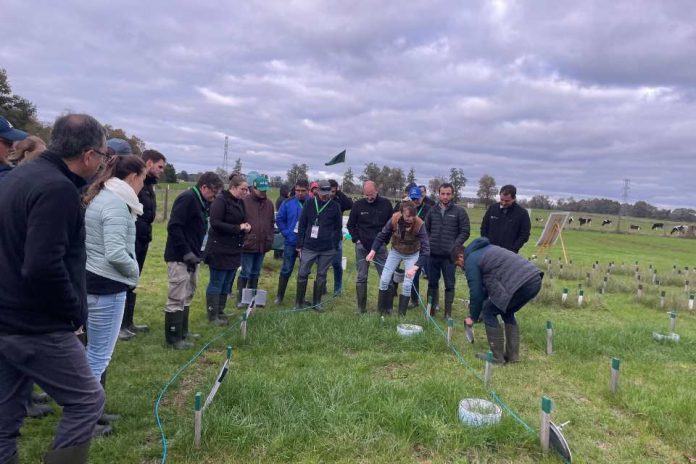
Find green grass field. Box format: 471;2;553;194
17;199;696;463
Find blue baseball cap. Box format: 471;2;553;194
408;186;422;199
106;138;133;156
0;116;28;142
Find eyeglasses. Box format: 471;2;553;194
91;148;109;158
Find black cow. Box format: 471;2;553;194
630;224;641;231
579;217;592;226
568;216;574;225
601;219;612;226
535;217;544;222
671;225;686;235
652;223;664;230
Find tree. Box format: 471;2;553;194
286;163;309;185
269;175;283;188
359;162;381;183
163;163;177;183
177;170;189;181
428;176;447;199
215;167;229;183
477;174;497;207
342;167;356;194
448;168;467;202
407;167;416;185
233;157;242;174
0;69;37;131
103;125;145;155
528;195;553;210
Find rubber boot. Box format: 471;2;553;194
206;294;227;326
218;294;229;319
378;289;390;316
356;283;368;314
275;274;290;305
410;281;419;308
385;283;395;314
444;289;455;319
43;442;90;464
476;324;506;364
2;452;18;464
125;292;149;333
294;280;308;310
398;294;410;316
236;277;248;308
427;288;439;316
26;402;54;418
97;370;119;425
504;324;520;363
165;312;192;350
182;306;200;338
312;280;325;312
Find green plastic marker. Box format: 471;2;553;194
546;321;553;355
194;392;202;447
610;358;620;393
540;396;552;451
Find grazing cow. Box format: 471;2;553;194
652;222;664;230
601;219;612;226
567;216;573;225
630;224;641;231
579;217;592;226
535;217;544;222
671;225;687;235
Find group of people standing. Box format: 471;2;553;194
0;111;542;464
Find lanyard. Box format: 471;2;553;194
314;197;329;216
417;205;424;217
191;186;209;223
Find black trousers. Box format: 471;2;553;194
427;254;456;292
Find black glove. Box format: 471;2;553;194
183;252;200;271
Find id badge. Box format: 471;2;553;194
310;225;319;238
293;222;299;234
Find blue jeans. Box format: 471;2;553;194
240;252;265;281
207;267;237;295
379;249;420;296
482;274;543;327
86;292;127;381
331;241;343;292
280;244;299;277
0;332;105;461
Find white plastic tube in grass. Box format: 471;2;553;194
397;324;423;337
458;398;502;427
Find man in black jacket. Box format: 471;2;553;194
119;149;167;340
0;114;107;464
295;180;342;310
163;172;223;349
480;184;531;254
347;181;394;313
424;182;470;318
327;179;353;295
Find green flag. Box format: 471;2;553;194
325;150;346;166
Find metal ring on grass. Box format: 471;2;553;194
397;324;423;337
458;398;502;427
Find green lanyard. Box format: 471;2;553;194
314;197;329;224
417;205;424;218
191;186;209;224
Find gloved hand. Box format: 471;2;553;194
183;252;200;271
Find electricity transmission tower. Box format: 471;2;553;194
616;178;630;232
223;136;229;172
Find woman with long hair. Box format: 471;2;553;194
204;173;251;324
83;155;146;431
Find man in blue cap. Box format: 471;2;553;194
0;116;28;182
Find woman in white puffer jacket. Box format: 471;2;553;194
83;155;146;387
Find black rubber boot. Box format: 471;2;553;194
206;294;227;326
356;283;368;313
275;274;290;305
182;306;201;338
312;280;325;312
248;277;259;291
295;280;308;310
504;324;520;363
398;294;410;316
165;312;192;350
476;324;506;364
385;283;395;314
236;277;248;307
125;292;149;333
43;442;90;464
444;289;455;319
378;289;390;316
218;294;229;319
97;370;119;426
410;281;419;308
121;292;134;330
427;288;439;316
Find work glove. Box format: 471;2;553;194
183;252;200;272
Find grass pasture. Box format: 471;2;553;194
16;208;696;463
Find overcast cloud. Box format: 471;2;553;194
2;0;695;207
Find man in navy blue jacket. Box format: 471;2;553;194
274;178;309;304
453;237;543;364
295;180;342;310
0;114;107;464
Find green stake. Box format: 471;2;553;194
540;396;552;452
610;358;620;393
194;392;202;448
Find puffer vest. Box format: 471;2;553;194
390;212;424;255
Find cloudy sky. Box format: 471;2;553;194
2;0;695;207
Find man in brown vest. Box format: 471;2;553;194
366;201;430;316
